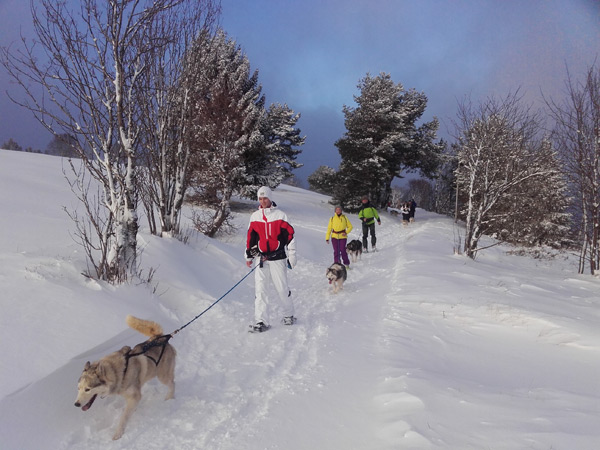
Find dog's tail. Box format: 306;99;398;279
126;315;163;337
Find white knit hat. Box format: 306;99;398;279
257;186;273;200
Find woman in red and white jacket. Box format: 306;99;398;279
245;186;297;332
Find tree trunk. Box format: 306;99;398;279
111;206;139;280
204;188;232;238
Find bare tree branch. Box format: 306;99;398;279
1;0;210;281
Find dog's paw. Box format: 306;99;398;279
112;429;124;440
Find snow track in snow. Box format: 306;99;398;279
2;157;599;450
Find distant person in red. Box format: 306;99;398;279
245;186;297;332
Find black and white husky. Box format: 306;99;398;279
326;263;347;293
346;239;363;263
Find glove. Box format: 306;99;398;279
246;245;260;259
377;219;381;224
287;259;293;269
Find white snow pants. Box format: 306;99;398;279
254;258;294;325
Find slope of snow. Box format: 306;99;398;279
1;149;599;450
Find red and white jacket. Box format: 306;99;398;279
246;203;296;266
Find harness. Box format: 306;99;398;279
122;334;172;376
118;257;261;378
329;215;349;237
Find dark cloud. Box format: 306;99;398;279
220;0;599;180
294;106;345;182
1;0;598;181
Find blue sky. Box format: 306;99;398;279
219;0;599;181
1;0;598;182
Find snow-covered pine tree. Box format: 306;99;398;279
333;73;443;211
187;30;264;237
240;103;305;198
307;165;337;195
2;138;23;151
45;133;79;157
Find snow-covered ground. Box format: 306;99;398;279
1;149;599;450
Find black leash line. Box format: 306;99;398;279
171;263;259;336
122;264;260;374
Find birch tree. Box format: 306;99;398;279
454;93;566;258
1;0;193;281
482;138;571;248
137;2;220;237
547;65;600;274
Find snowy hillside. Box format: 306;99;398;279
0;149;599;450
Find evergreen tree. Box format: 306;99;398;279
2;138;22;151
307;165;337;195
240;103;304;198
187;30;264;237
333;73;443;211
45;133;79;157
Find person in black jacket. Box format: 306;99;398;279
409;198;417;223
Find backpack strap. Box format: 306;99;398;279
331;214;348;234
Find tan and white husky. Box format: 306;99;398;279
74;315;176;440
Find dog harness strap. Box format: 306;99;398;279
122;335;172;376
145;335;170;367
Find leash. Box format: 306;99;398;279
122;264;260;374
171;263;260;336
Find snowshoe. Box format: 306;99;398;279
282;316;297;326
249;322;270;333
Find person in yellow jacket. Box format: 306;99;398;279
325;206;353;267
